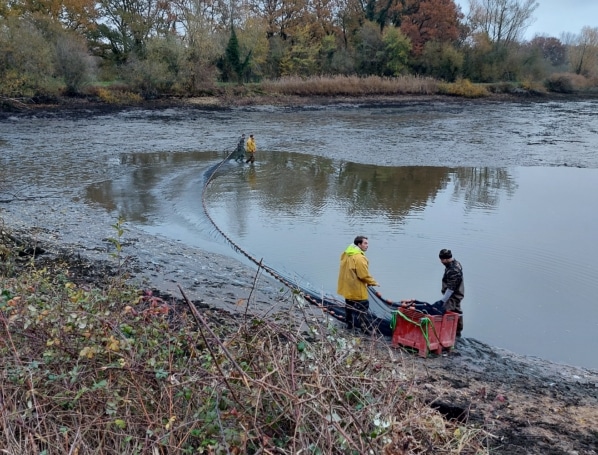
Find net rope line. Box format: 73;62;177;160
201;151;424;332
201;151;348;322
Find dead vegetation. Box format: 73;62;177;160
0;225;493;454
260;75;440;96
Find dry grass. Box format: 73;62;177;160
437;79;489;98
0;228;490;454
260;75;439;96
519;79;548;94
91;86;144;104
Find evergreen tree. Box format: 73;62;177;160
218;27;251;83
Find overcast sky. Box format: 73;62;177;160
455;0;598;40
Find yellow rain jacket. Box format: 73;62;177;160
246;136;256;154
337;244;379;300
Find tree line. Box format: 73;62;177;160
1;0;597;100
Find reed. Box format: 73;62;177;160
261;75;439;96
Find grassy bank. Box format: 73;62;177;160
4;73;597;112
0;223;491;454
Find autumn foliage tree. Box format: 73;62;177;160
94;0;175;61
1;0;598;98
400;0;463;55
568;27;598;77
529;36;567;67
1;0;98;30
382;26;411;75
0;17;55;97
419;41;464;80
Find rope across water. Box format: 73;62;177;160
200;152;347;321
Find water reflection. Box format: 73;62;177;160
336;163;449;218
4;100;598;369
81;152;598;367
206;152;517;223
84;150;598;369
453;168;517;210
212;159;598;370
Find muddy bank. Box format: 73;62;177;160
420;338;598;454
0;205;304;322
2;91;597;119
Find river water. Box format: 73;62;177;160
1;98;597;369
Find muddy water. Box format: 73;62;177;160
1;99;597;369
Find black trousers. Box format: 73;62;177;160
445;299;463;336
345;299;370;331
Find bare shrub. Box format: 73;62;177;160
119;57;174;99
178;61;218;95
54;33;96;95
85;86;143;104
519;78;548;94
544;72;590;93
485;81;518;93
0;18;56;97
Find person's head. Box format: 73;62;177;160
439;248;453;264
250;134;254;139
354;236;369;251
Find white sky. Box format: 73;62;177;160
455;0;598;40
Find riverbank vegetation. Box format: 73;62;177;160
0;222;494;454
1;0;597;108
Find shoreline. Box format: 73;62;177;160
2;94;597;370
3;90;598;118
1;94;597;370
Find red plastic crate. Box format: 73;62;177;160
391;309;459;357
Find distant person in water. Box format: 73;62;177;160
245;134;256;163
233;134;246;161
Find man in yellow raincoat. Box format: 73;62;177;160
337;236;379;332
